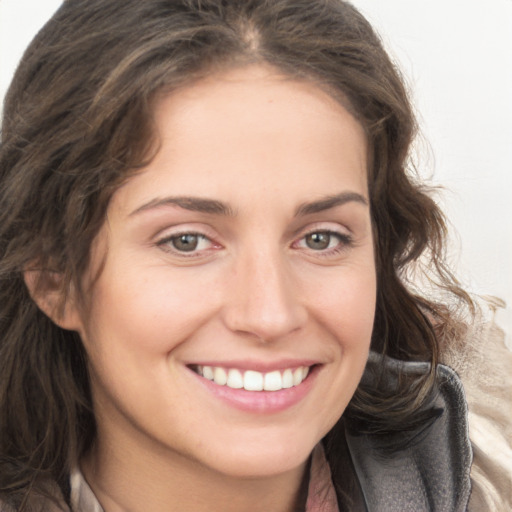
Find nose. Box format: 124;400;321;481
222;248;307;342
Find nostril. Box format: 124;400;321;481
222;298;307;343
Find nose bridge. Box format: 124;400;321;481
223;242;306;341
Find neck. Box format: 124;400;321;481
81;428;309;512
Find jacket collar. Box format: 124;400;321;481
343;353;472;512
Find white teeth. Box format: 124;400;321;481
292;368;303;386
213;367;227;386
244;370;264;391
197;365;311;391
263;370;282;391
227;369;243;389
202;366;214;381
282;369;294;389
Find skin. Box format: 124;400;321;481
55;64;376;512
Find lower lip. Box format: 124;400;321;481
189;366;319;414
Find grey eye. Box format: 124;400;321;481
171;234;200;252
305;232;332;250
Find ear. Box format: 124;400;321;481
24;267;83;332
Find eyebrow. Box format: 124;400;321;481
129;191;367;218
294;192;368;216
129;196;236;217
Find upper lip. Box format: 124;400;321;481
186;359;320;373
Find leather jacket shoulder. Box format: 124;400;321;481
342;353;472;512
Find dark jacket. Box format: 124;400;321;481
337;353;472;511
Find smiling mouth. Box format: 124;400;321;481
190;365;312;392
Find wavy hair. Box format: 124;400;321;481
0;0;471;508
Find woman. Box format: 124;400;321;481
0;0;476;510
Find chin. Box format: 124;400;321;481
194;427;321;479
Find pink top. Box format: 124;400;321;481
304;444;340;512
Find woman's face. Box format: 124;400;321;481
70;65;376;478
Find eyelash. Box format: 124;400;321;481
157;231;217;257
294;229;353;257
156;229;353;258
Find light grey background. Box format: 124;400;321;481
1;0;511;343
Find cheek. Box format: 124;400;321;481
309;264;377;349
80;262;224;358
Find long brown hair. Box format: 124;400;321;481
0;0;471;508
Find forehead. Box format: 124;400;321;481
112;64;368;216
